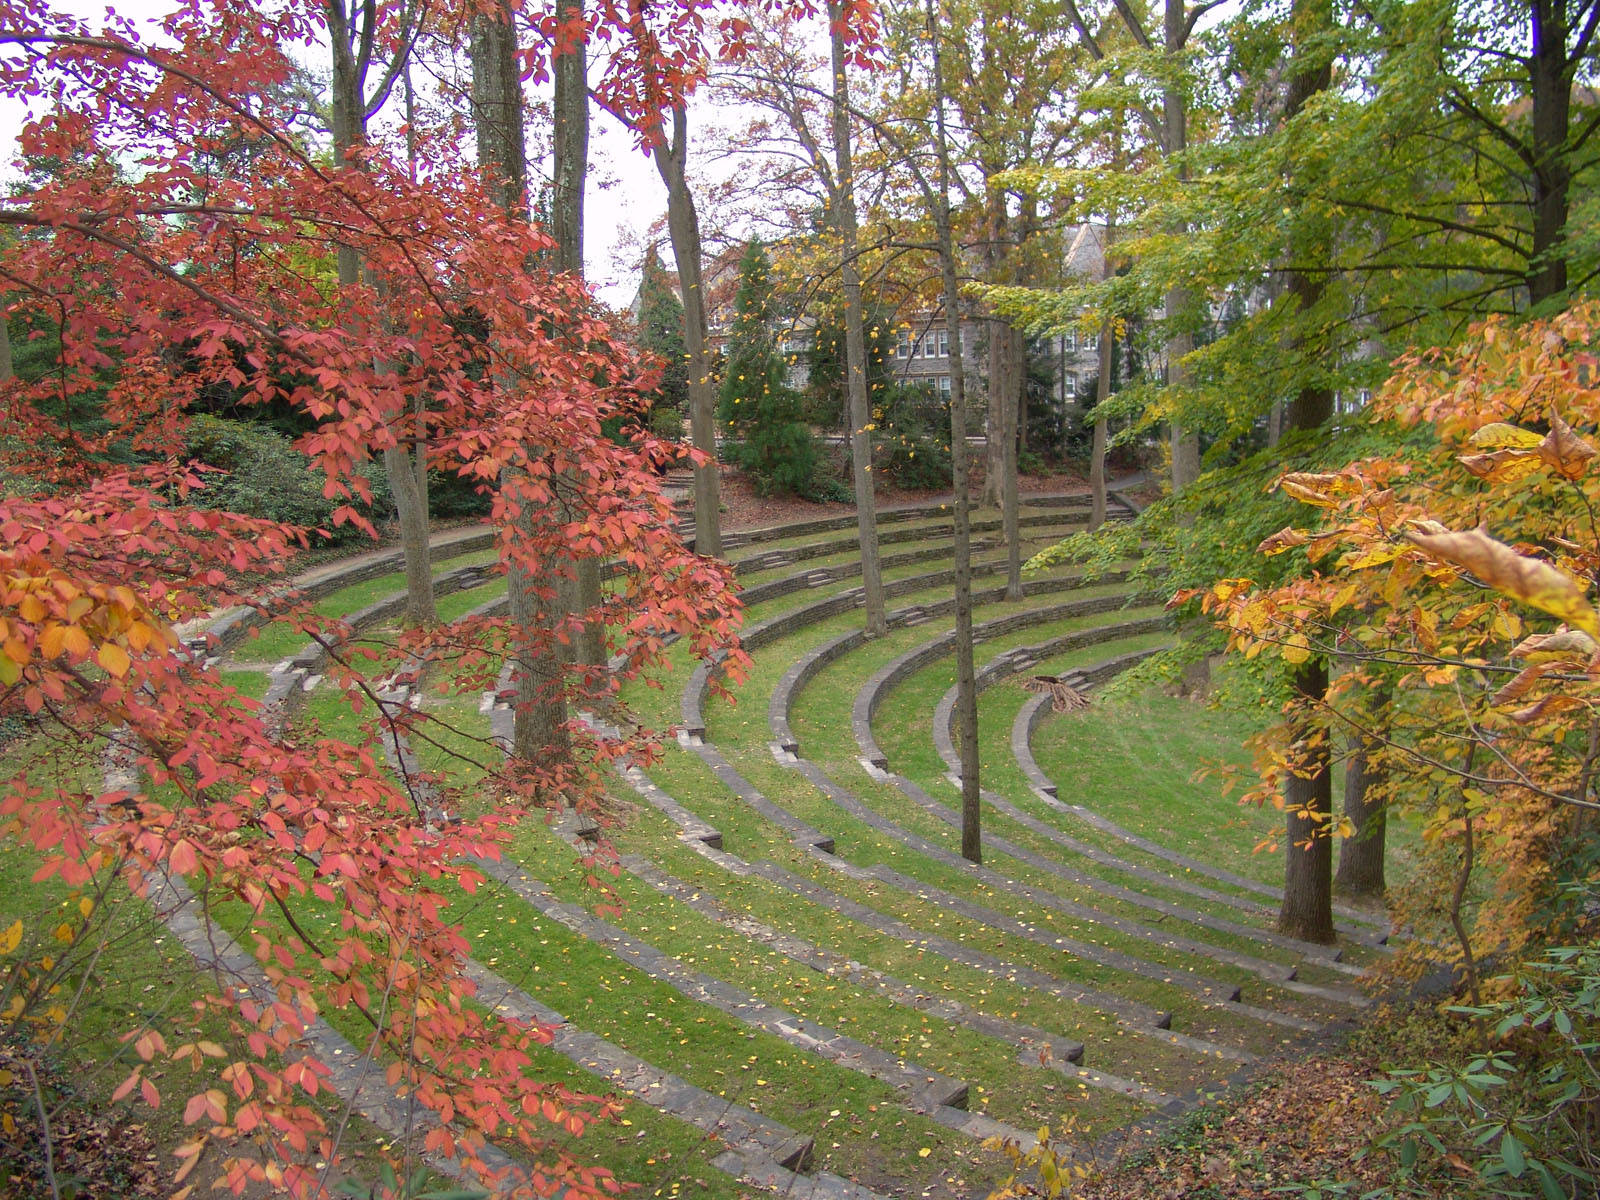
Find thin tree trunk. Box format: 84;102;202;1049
551;1;604;667
926;0;981;863
1163;0;1199;495
829;1;886;636
1089;311;1113;531
0;314;12;382
326;0;435;627
471;3;570;764
651;105;722;558
996;321;1023;599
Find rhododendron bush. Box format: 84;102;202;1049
0;0;794;1193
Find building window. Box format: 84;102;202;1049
936;375;952;399
896;331;911;359
936;329;949;357
1063;330;1076;352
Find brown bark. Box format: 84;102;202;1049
829;0;886;636
1280;662;1335;942
551;2;604;667
991;321;1024;599
0;313;13;382
1162;0;1199;495
1527;0;1571;305
1277;0;1336;944
650;105;722;558
1334;726;1387;898
471;4;570;764
926;0;981;863
1089;311;1114;531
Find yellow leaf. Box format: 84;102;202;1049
1458;450;1544;483
1279;472;1360;508
0;920;20;954
1407;526;1600;637
1470;422;1543;450
1257;526;1309;556
1491;608;1524;641
98;642;131;678
917;1148;931;1158
1282;633;1312;665
53;922;74;945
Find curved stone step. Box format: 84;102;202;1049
463;960;820;1178
470;857;1037;1150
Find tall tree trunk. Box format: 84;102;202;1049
1527;0;1571;305
1277;0;1336;943
1334;726;1387;898
829;0;887;636
0;313;13;382
926;0;981;863
325;0;435;627
1280;655;1336;944
1088;267;1115;531
651;105;722;558
1163;0;1200;495
471;3;570;765
551;1;604;667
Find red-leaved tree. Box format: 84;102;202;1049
0;0;807;1193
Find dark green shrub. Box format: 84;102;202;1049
719;241;830;499
873;382;950;490
185;416;393;540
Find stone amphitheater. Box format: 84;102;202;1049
174;490;1387;1199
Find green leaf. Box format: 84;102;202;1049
1501;1131;1526;1177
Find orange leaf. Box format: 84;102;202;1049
1538;412;1595;479
1257;526;1309;556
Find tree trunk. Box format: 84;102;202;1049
551;1;604;667
1089;308;1113;531
926;0;981;863
829;0;886;636
1162;0;1200;495
651;106;722;558
1334;726;1387;898
326;0;434;626
1527;0;1571;305
0;314;12;382
1280;654;1336;943
1278;0;1335;942
471;3;570;765
994;321;1024;599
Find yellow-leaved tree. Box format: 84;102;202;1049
1197;303;1600;1194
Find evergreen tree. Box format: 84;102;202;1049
719;241;831;498
635;246;690;419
